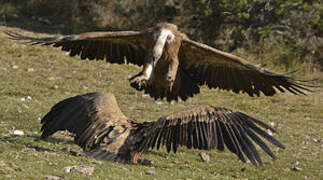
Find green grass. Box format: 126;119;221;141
0;26;322;180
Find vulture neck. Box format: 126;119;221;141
98;93;127;119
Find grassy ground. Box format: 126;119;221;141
0;26;322;180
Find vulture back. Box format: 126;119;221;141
40;92;129;151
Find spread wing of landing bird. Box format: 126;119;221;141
40;92;285;166
5;23;312;101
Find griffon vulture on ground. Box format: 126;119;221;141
6;23;312;101
40;92;285;166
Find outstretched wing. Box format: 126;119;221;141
40;92;101;139
145;106;285;166
5;30;153;66
40;92;129;152
179;38;312;96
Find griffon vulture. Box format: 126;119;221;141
5;23;311;101
40;92;285;166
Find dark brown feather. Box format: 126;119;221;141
179;39;313;98
148;105;285;166
40;92;285;166
5;30;151;66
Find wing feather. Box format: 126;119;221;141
147;106;284;166
5;30;152;66
40;92;130;151
180;38;313;96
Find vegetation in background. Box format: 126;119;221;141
0;0;322;72
0;0;322;179
0;29;322;179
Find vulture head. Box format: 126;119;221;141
41;92;285;166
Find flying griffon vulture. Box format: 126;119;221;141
40;92;285;166
6;23;312;101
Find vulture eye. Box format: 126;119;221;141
167;34;175;43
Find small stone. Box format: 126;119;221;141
0;161;5;166
139;159;153;166
121;167;129;171
4;174;16;178
27;96;32;100
44;175;63;180
12;65;18;69
53;85;59;89
64;165;94;175
145;170;155;175
155;101;163;105
313;138;321;143
27;68;34;72
13;130;24;136
200;152;210;163
290;167;302;171
269;122;275;127
21;97;26;102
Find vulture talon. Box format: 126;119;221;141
130;75;148;90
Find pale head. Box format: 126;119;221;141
152;23;178;63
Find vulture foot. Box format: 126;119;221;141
129;75;148;90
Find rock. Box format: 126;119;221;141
313;138;322;143
4;174;17;178
155;101;163;105
48;77;55;81
0;161;5;166
200;152;210;163
290;167;302;171
44;175;64;180
64;165;94;175
145;170;155;175
139;159;153;166
13;130;24;136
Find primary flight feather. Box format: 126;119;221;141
6;23;312;101
40;92;284;166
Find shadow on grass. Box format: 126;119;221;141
0;134;84;157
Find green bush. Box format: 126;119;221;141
0;0;322;71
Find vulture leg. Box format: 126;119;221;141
167;58;179;90
129;63;153;90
